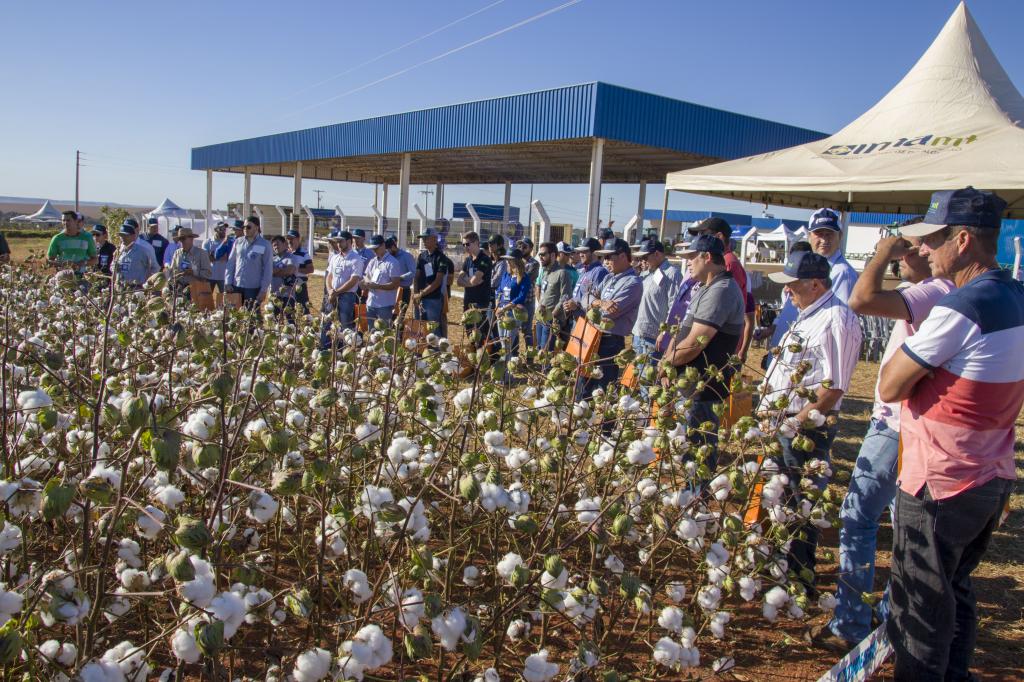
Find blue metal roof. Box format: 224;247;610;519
848;212;922;226
191;82;826;183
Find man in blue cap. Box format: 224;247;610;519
761;249;862;595
141;218;169;264
361;234;402;325
562;237;608;323
351;228;374;262
878;188;1019;681
286;229;314;313
631;239;683;362
413;228;451;331
114;220;159;287
91;224;116;276
666;234;745;467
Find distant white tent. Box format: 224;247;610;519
145;198;191;237
13;200;64;223
665;2;1024;217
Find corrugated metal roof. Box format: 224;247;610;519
191;82;825;173
848;212;922;225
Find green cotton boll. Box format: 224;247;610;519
209;371;234;401
485;467;501;486
462;617;482;660
309;458;330;481
174;517;212;551
195;619;225;658
121;395;148;432
510;564;531;589
41;480;74;521
0;620;23;666
149;429;181;472
404;628;433;660
261;430;291;456
271;469;303;497
253;381;273;403
498;317;517;330
461;308;483;326
377;502;406;524
585;308;602;324
611;513;633;537
286;589;312;619
231;562;259;586
513;515;538;534
79;477;114;505
459;475;480;502
166;550;196;582
619;573;640;600
367;406;384;427
192;443;221;469
512;308;528;323
543;555;564;578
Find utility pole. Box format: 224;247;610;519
418;188;434;219
606;196;614;228
313;189;325;209
75;150;81;212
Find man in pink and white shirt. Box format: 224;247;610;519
813;231;953;650
879;187;1019;681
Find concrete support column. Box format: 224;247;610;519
242;170;251;219
435;183;444;220
292;162;303;233
636;180;647;237
502;182;512;236
397;153;411;250
585;138;605;237
205;170;213;241
382;184;389;235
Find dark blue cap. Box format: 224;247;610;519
119;222;137;235
502;248;525;260
678;234;725;257
286;229;301;238
231;219;244;229
903;187;1007;237
123;218;139;229
768;250;831;283
595;237;632;257
92;224;107;234
574;237;602;253
368;234;385;247
632;239;665;255
418;228;439;239
809;208;842;233
352;228;366;238
598;227;615;239
146;217;159;226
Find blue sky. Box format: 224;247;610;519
3;0;1022;226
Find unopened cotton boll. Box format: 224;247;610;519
292;647;332;682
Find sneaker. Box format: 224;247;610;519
806;623;855;654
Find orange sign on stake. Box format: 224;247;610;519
566;317;601;366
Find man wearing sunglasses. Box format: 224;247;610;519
456;231;493;347
535;241;574;351
225;216;273;308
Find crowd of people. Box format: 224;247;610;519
33;186;1020;680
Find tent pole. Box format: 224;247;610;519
658;188;670;242
840;191;852;255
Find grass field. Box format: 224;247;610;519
6;235;1022;679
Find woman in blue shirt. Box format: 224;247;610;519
495;248;531;364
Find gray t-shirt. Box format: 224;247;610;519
632;259;683;340
675;271;745;401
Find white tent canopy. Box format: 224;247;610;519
13;200;64;223
665;3;1024;217
146;198;189;219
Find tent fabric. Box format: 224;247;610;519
13;200;64;223
665;3;1024;217
146;198;189;219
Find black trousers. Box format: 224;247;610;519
888;477;1012;681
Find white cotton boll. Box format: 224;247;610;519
344;568;372;604
710;611;731;638
540;568;568;590
592;443;615;468
462;566;479;587
807;409;826;427
738;576;759;602
118;569;150;591
39;639;77;667
696;585;721;612
293;648;332;682
709;473;732;501
680;626;697;648
399;588;425;630
658;606;684;633
763;603;779;622
285;409;306;430
625;439;655;466
209;590;247;639
431;608;467;651
78;660;122;682
705;542;729;569
504;447;531;470
523;649;559;682
0;521;23;556
788;601;806;619
506;618;530;641
676;517;701;540
246;490;280;524
342;624;392;670
617;394;641;414
101;640;150;682
454;387;475;410
17;389;52;411
778;418;798;439
355;423;380;443
135;505;165;540
636;478;658;499
0;588;23;621
482;430;506;451
152;485;185;510
117;539;142;568
665;582;686;603
818;592;838;611
764;585;790;608
603;554;624;575
706;566;729;587
496;553;524;584
179;557;216;608
474;668;500;682
243;418;269;441
87;465;121;490
653;637;683;669
574;496;602;527
170;628;200;664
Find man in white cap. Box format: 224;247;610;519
321;230;364;345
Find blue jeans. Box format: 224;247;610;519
686;399;721;471
577;334;626;399
522;301;535;347
498;319;521;365
366;305;394;326
829;418;899;643
775;422;838;588
416;296;443;329
320;291;357;348
536;321;553;352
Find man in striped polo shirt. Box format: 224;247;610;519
879;188;1019;681
762;250;862;593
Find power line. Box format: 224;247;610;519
281;0;507;102
282;0;584;120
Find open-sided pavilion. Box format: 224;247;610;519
190;82;825;248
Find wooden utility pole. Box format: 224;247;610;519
75;150;81;212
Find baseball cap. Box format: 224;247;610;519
119;222;137;235
632;239;665;256
91;224;107;234
902;187;1007;237
487;233;505;246
768;250;831;283
574;237;602;253
147;217;159;226
677;234;725;257
418;228;439;239
595;238;632;257
368;234;385;247
384;236;397;247
352;228;366;238
694;217;731;237
598;227;615;239
286;229;301;238
123;218;139;230
809;207;842;233
215;221;229;229
502;248;525;260
556;241;574;254
516;237;534;249
231;219;244;230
